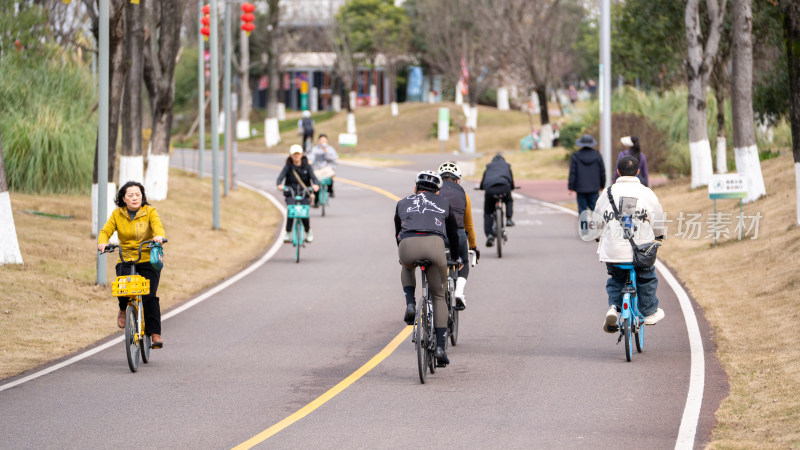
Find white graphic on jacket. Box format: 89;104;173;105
405;193;445;215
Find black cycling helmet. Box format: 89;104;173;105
415;170;443;192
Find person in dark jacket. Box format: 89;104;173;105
277;145;319;243
394;170;461;367
612;136;649;186
479;153;515;247
568;134;606;219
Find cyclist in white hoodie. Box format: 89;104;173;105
593;155;666;333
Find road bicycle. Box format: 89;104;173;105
101;239;167;373
445;250;459;347
476;186;519;258
612;264;645;362
317;176;332;217
284;186;313;263
412;259;437;384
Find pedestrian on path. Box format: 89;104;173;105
612;136;649;187
568;134;606;218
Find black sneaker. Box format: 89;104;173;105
486;235;495;247
404;304;416;325
455;297;466;311
506;218;515;227
434;347;449;367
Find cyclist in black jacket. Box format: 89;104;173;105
394;171;460;367
277;145;319;243
479;153;515;247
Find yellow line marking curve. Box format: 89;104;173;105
234;158;405;448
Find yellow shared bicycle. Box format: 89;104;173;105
101;239;166;372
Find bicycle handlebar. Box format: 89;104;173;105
101;238;167;264
283;185;314;198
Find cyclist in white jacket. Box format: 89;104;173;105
593;155;666;333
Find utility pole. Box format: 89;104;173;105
223;0;232;196
211;0;221;229
600;0;612;186
198;0;206;179
96;0;109;285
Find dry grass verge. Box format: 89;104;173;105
466;147;572;181
652;153;800;448
0;169;280;380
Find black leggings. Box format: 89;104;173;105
483;186;513;237
285;192;311;232
116;262;162;335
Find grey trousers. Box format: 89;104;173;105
398;235;448;328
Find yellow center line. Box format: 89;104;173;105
233;326;412;449
233;158;406;448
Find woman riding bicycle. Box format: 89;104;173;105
276;144;320;243
307;134;338;206
97;181;166;348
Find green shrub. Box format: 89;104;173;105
559;122;585;151
0;48;96;194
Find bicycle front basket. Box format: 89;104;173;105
287;204;310;219
112;275;150;297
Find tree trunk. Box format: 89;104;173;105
537;85;550;125
120;0;145;185
713;81;728;173
0;130;24;265
144;0;185;201
731;0;766;203
685;0;724;188
264;0;281;148
782;0;800;224
237;26;251;139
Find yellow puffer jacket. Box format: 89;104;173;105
98;205;166;264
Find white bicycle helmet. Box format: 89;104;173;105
438;162;462;179
415;170;443;191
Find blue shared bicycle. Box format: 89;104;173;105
284;186;312;263
613;264;645;362
317;177;332;217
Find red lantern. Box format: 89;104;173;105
201;16;211;26
200;26;211;41
241;22;255;35
241;3;255;13
202;4;210;15
240;13;255;23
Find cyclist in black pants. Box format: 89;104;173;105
277;145;319;243
394;171;461;367
479;153;515;247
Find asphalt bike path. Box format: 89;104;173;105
0;150;723;448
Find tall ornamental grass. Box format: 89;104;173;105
0;48;96;194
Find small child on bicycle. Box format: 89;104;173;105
276;145;319;243
592;156;666;333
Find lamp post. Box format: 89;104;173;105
211;0;221;229
96;0;109;284
600;0;612;187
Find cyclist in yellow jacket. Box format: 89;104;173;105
97;181;166;348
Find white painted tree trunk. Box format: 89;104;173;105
689;139;714;188
496;87;510;110
332;95;341;113
346;112;357;134
391;101;399;117
716;137;728;173
734;145;767;203
236;120;251;139
0;191;23;265
455;80;463;105
349;91;357;110
118;156;144;185
310;87;319;112
539;123;554;149
369;84;378;106
144;154;170;201
264;118;281;148
532;92;541;114
91;182;117;240
277;102;286;120
465;106;478;130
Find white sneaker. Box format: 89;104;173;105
644;308;665;325
454;277;467;310
603;306;619;333
282;231;291;243
305;229;314;243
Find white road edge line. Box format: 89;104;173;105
0;182;287;392
528;196;704;450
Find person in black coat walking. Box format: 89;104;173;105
568;134;606;222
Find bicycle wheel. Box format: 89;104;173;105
125;305;140;372
635;318;644;353
450;308;459;346
415;301;427;384
623;318;632;362
294;221;302;263
427;302;436;375
321;187;328;217
141;311;151;364
495;209;503;258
